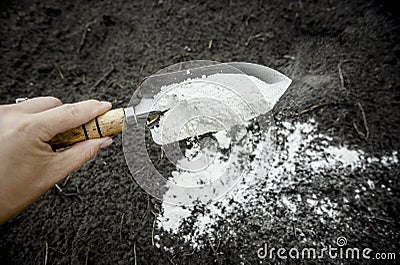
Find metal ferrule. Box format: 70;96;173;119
123;107;138;125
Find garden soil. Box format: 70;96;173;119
0;0;399;264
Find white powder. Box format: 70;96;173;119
306;198;318;207
150;73;290;145
155;118;399;249
325;146;362;169
281;196;297;213
367;179;375;189
212;130;231;149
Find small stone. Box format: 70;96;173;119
393;44;400;57
383;53;396;65
36;63;54;73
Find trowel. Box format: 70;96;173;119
49;61;291;149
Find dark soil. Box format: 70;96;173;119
0;0;399;264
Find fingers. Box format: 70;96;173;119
50;137;113;183
35;100;112;141
13;97;63;113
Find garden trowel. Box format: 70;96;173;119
48;61;291;149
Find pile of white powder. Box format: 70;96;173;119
154;118;399;250
150;73;290;145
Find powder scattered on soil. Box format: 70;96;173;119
155;118;399;249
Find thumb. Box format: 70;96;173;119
51;137;113;182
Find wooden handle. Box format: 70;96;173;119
48;108;126;149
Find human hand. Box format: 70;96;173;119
0;97;113;224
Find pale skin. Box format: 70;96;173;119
0;97;113;224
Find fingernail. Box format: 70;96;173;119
100;137;113;148
100;101;112;108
